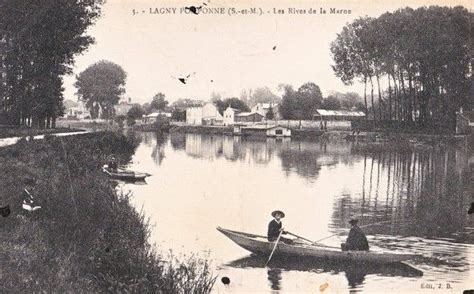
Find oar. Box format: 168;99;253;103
286;231;340;249
265;230;283;266
286;231;316;244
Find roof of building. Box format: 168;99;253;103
242;124;288;130
225;107;241;112
236;112;264;117
145;112;171;118
254;103;279;108
314;109;366;117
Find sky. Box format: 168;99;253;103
62;0;471;104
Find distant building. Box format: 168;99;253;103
456;109;474;134
142;112;172;124
235;112;265;123
115;97;133;116
251;103;279;119
223;107;241;126
63;100;89;119
186;106;203;125
313;109;366;121
202;102;223;125
186;102;223;125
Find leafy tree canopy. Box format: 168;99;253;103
75;60;127;119
214;97;250;114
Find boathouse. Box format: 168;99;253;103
237;125;291;137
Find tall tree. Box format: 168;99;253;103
214;97;250;114
331;6;473;129
279;84;298;119
297;82;323;119
0;0;104;127
150;92;168;111
247;87;280;107
75;60;127;119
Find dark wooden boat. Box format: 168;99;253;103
217;227;419;264
102;165;151;181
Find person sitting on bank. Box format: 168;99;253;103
268;210;293;245
108;157;118;172
341;219;369;251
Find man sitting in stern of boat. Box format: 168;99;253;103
268;210;294;245
341;219;369;251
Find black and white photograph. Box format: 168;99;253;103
0;0;473;293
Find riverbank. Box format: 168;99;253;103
168;123;471;147
0;131;216;292
55;118;119;132
0;125;84;139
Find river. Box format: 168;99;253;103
122;132;474;293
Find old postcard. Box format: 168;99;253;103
0;0;472;293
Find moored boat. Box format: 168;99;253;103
217;227;419;264
102;165;151;181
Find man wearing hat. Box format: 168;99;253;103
267;210;293;244
108;156;118;172
341;219;369;251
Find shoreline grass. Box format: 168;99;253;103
0;131;216;292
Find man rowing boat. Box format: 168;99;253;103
341;219;369;251
267;210;294;245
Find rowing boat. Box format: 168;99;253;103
217;227;419;264
102;165;151;181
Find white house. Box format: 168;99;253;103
186;102;223;125
63;100;89;119
115;97;134;116
251;103;279;119
142;112;172;124
223;107;240;126
186;106;203;125
202;102;223;125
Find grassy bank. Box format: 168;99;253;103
55;119;119;132
0;125;84;139
0;131;216;292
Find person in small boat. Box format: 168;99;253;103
108;157;118;172
341;219;369;251
268;210;293;245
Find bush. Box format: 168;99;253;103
0;131;216;292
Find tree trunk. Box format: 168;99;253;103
376;74;383;120
399;70;408;121
388;74;392;120
364;76;368;116
370;75;376;120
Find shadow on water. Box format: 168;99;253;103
225;254;423;290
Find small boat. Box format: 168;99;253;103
102;165;151;181
217;227;419;264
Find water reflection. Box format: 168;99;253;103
128;132;474;292
167;132;358;178
267;267;282;290
226;255;423;291
330;147;474;243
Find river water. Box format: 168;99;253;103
122;132;474;293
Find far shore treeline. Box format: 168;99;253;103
0;3;472;132
331;6;473;128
